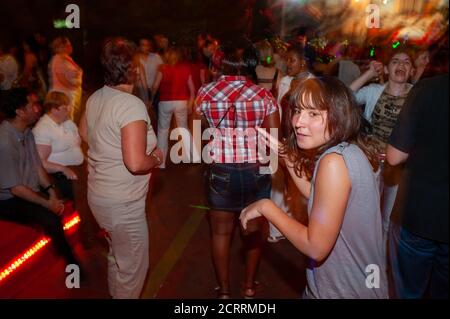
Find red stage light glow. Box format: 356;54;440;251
0;214;81;283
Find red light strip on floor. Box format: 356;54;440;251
63;215;81;231
0;214;81;283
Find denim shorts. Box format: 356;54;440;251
205;163;271;213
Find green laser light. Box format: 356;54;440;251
53;19;68;29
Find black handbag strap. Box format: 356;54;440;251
214;82;247;129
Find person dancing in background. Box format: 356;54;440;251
350;48;415;244
152;46;195;168
195;39;280;299
48;37;83;122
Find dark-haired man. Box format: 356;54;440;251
0;88;79;267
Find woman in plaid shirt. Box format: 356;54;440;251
195;40;280;299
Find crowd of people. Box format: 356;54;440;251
0;28;448;299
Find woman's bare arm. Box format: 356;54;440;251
241;153;350;262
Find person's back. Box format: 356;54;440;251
387;74;448;299
256;64;277;91
86;86;156;202
195;42;280;298
48;51;83;121
48;54;80;91
390;74;449;243
140;52;163;89
159;63;191;101
197;75;278;164
305;143;388;299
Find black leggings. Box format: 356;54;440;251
0;197;77;265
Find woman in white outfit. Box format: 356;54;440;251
33;91;83;200
79;37;163;299
48;37;82;122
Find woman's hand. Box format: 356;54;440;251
240;198;271;230
368;60;384;79
46;197;65;216
62;167;78;180
414;51;430;70
350;60;384;91
149;148;164;167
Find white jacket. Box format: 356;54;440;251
355;83;413;123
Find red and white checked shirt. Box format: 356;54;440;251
195;75;279;163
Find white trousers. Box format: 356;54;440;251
157;100;190;168
376;163;401;254
88;195;149;299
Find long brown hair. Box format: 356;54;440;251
282;75;378;180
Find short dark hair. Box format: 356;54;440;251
0;88;29;119
287;44;311;70
221;38;258;79
101;37;137;86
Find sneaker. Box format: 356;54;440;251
267;235;285;243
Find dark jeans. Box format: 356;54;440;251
389;222;449;299
205;163;271;213
0;197;78;265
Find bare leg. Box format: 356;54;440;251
242;216;268;297
209;210;236;297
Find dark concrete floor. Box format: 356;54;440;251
145;163;308;299
1;98;309;298
4;160;308;299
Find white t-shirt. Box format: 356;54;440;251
140;53;163;89
86;86;157;202
0;54;19;90
32;114;84;166
277;75;293;106
277;75;293;121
